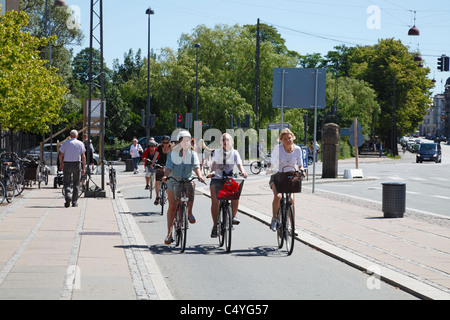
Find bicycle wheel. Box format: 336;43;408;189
14;173;25;195
149;173;154;199
179;203;188;253
217;202;225;247
110;172;116;200
276;206;284;249
224;202;232;253
174;204;181;246
285;204;295;255
250;161;261;174
159;182;167;215
0;180;6;204
6;178;15;203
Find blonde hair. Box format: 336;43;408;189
279;128;295;141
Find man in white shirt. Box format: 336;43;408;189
59;130;86;208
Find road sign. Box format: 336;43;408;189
267;123;290;130
349;120;364;147
272;68;326;109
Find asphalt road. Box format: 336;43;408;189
312;142;450;218
121;185;416;300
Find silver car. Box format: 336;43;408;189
26;143;99;165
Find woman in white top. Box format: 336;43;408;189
130;138;143;174
268;129;305;231
207;133;247;238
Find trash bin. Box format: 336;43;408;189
381;182;406;218
125;159;134;172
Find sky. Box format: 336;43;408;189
67;0;450;96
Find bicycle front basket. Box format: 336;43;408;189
173;181;195;201
215;178;245;200
273;171;302;193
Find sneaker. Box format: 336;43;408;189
210;226;218;238
145;185;149;190
64;199;71;208
232;217;240;225
270;218;277;232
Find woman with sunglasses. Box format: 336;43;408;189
142;140;158;190
151;136;172;205
161;131;205;245
207;133;248;238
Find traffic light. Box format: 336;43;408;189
438;56;443;71
444;56;450;72
177;113;183;127
442;115;446;122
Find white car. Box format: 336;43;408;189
26;143;99;165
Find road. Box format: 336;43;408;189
121;185;416;300
312;141;450;218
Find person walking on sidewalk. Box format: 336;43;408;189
59;130;86;208
268;129;305;231
130;138;143;174
207;132;247;238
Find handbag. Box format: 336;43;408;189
273;166;302;193
217;178;243;200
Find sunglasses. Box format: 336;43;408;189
163;141;169;144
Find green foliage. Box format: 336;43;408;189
0;10;68;134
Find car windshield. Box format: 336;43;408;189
420;144;436;151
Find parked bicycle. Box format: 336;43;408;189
105;160;117;199
0;161;16;203
212;172;245;253
249;159;271;175
167;176;206;253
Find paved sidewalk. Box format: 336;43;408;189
0;171;170;300
1;158;449;300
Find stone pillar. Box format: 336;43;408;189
322;123;339;178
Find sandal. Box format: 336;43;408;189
188;215;196;224
154;197;160;205
164;235;173;245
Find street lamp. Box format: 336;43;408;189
145;7;154;146
408;10;420;36
195;43;201;121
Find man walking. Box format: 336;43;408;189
59;130;86;208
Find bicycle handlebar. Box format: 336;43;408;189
166;176;207;185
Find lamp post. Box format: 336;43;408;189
195;43;201;121
44;0;66;167
145;7;154;146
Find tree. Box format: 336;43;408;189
0;10;68;134
349;39;433;153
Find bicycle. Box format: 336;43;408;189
105;160;117;199
0;161;16;203
249;159;271;175
273;169;303;256
212;173;245;253
152;164;167;216
167;176;205;253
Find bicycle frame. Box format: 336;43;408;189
276;192;295;255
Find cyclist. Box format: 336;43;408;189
207;133;247;238
161;131;205;245
267;129;305;231
151;135;172;205
142;140;158;190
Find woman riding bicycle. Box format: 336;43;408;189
207;133;248;238
142;140;158;190
268;129;305;231
151;135;172;205
162;131;205;245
